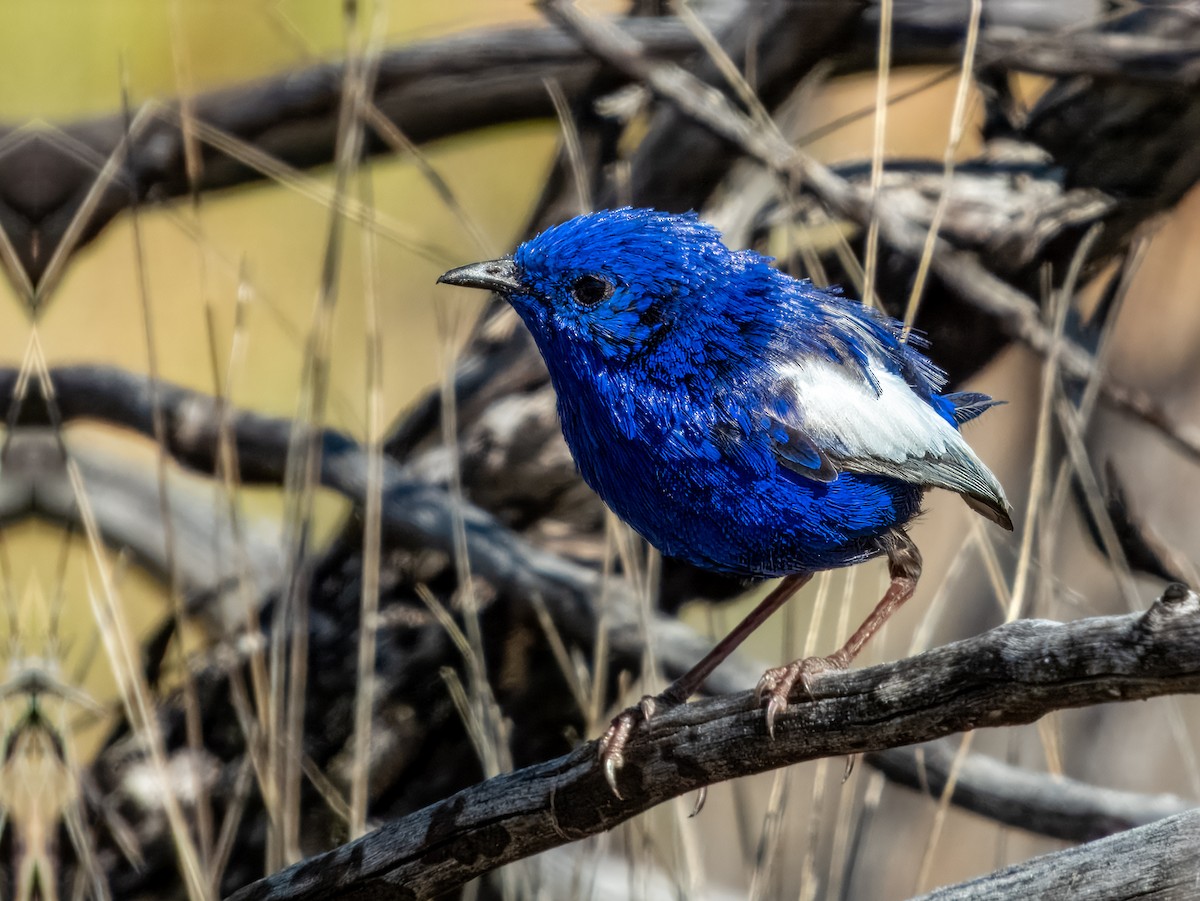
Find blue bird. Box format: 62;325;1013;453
439;208;1011;793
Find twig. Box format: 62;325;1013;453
1074;461;1196;586
226;587;1200;901
975;29;1200;85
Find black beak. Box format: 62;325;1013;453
437;258;523;294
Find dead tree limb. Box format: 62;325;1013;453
226;587;1200;901
0;365;752;694
868;740;1195;844
915;808;1200;901
11;1;1193;295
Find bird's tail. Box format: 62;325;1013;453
945;391;1005;426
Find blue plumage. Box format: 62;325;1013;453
441;207;1015;784
440;208;1011;578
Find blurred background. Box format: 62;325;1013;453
3;0;557;753
2;1;1199;899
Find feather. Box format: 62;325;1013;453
768;416;839;482
944;391;1005;425
766;355;1013;530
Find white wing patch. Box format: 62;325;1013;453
773;356;1011;526
777;357;960;462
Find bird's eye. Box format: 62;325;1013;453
571;274;613;308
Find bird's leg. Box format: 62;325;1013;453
756;529;922;737
598;571;813;796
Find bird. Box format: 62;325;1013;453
438;207;1012;795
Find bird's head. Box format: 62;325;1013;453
438;208;780;373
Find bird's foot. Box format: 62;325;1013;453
598;693;676;798
755;651;849;738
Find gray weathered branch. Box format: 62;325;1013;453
916;808;1200;900
0;365;748;693
869;739;1195;844
0;428;284;630
226;587;1200;901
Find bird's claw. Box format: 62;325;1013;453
602;750;623;798
754;667;789;738
598;713;634;798
755;654;845;737
598;694;663;798
639;695;658;720
764;694;787;739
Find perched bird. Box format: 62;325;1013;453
438;208;1011;793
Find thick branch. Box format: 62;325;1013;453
226;587;1200;901
916;808;1200;900
8;17;706;291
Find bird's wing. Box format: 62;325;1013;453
764;356;1013;529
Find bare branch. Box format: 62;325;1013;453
1074;461;1196;585
915;808;1200;901
0;365;751;693
226;587;1200;901
0;429;283;629
4;17;706;289
10;3;1196;293
869;739;1195;844
977;30;1200;84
